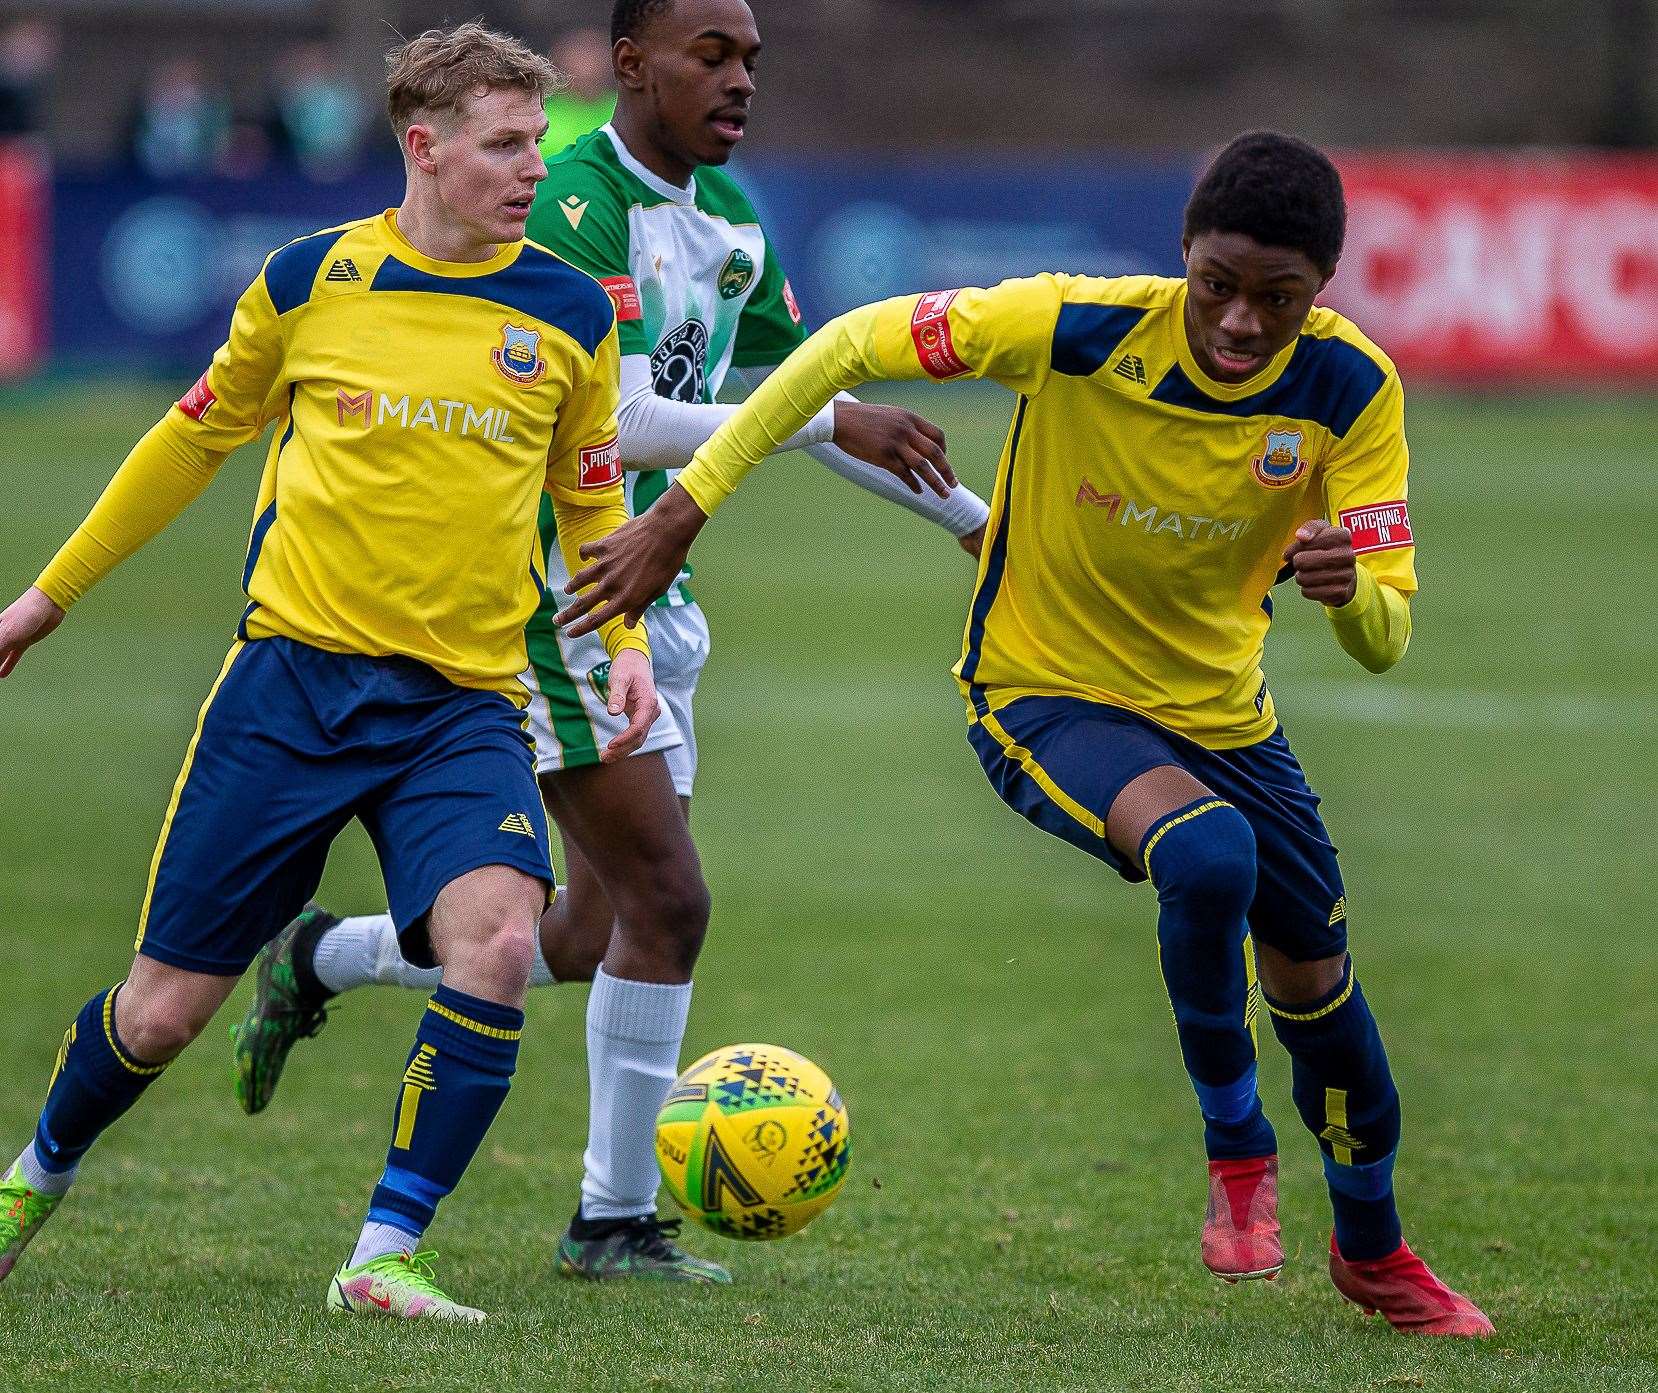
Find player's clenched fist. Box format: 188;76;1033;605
1283;521;1359;608
0;586;66;679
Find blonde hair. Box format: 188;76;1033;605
385;21;560;135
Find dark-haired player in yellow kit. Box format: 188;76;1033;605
559;132;1495;1337
0;23;658;1320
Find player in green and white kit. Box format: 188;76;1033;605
230;0;986;1282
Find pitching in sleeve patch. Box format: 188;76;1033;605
910;290;971;379
599;276;642;323
177;371;217;421
578;436;623;489
782;278;803;325
1339;500;1414;555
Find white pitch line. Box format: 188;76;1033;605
1279;680;1657;731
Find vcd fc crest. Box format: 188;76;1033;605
1251;428;1306;489
492;323;545;385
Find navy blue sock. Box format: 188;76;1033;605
1142;799;1276;1161
1266;958;1403;1260
367;984;523;1238
34;986;168;1175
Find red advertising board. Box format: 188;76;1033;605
1324;154;1658;383
0;143;45;378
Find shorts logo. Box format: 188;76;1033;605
1251;429;1306;489
782;278;802;324
586;660;611;703
910;289;971;379
491;323;545;385
177;372;217;421
578;435;622;490
1338;500;1414;555
1328;896;1347;926
497;813;536;837
718;248;756;299
600;275;642;322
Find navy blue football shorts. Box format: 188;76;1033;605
967;689;1347;962
135;636;554;976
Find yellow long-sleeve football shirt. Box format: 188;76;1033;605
37;210;647;700
679;275;1416;749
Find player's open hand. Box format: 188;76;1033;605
559;483;709;639
600;647;660;763
832;401;956;498
0;587;66;679
1283;521;1358;607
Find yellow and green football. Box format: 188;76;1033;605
655;1043;851;1241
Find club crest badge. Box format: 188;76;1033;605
491;323;545;385
1251;428;1306;489
586;660;611;703
718;247;756;299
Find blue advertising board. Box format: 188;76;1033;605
52;167;403;369
49;155;1196;368
736;155;1195;326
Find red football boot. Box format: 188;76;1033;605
1328;1235;1495;1337
1202;1155;1283;1282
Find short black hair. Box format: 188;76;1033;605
612;0;674;46
1183;131;1346;276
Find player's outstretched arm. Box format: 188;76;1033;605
0;587;65;678
558;293;989;636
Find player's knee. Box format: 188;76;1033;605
613;861;711;975
116;988;213;1062
1144;799;1256;919
469;917;538;995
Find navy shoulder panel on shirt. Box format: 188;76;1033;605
263;229;349;316
1051;303;1149;377
370;243;614;357
1149;332;1388;438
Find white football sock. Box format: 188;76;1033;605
580;967;693;1221
314;915;555;994
16;1143;74;1196
349;1219;421;1268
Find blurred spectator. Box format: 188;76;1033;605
129;58;231;179
0;21;58;139
543;26;616;154
269;42;370;179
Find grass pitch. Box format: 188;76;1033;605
1;380;1654;1392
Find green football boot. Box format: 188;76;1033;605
230;903;338;1115
556;1212;731;1284
0;1161;64;1283
327;1249;486;1323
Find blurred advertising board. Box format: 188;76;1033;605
1326;154;1658;383
52;168;401;370
0;144;48;378
46;159;1194;372
738;155;1193;320
42;153;1658;384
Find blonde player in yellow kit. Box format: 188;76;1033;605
0;24;656;1320
561;133;1494;1338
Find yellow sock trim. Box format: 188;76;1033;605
102;988;166;1077
1265;961;1356;1022
426;999;523;1041
1324;1087;1353;1165
1141;799;1231;879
